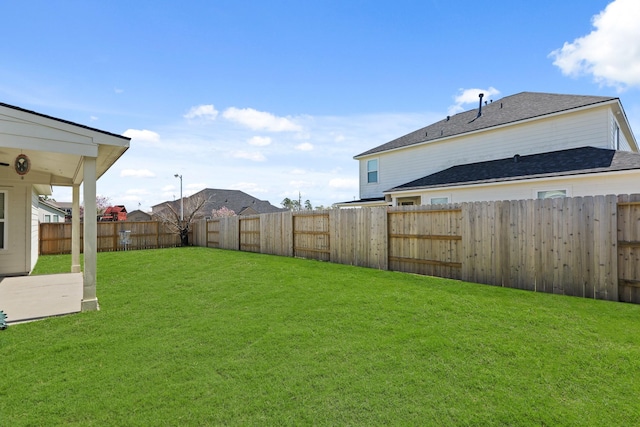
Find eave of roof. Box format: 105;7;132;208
0;102;130;141
355;92;617;159
388;147;640;192
334;197;388;206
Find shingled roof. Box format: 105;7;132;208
389;146;640;191
356;92;617;158
153;188;285;216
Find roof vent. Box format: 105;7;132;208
446;115;450;121
477;93;484;117
513;154;521;163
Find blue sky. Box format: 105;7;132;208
1;0;639;210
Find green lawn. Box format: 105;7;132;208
2;247;640;426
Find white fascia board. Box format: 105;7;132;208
0;129;98;157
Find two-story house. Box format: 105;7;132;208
339;92;639;207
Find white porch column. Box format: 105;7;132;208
81;157;99;311
71;184;81;273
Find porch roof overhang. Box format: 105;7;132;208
0;102;130;189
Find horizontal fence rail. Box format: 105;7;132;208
39;221;188;254
39;194;640;304
189;194;640;304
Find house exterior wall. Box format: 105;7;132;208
360;106;614;199
0;184;30;275
610;110;632;152
390;170;640;205
38;204;65;222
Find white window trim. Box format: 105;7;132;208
366;158;379;184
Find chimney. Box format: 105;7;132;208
477;93;484;117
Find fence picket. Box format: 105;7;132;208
41;193;640;304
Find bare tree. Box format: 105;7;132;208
156;193;208;246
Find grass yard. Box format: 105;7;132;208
2;247;640;426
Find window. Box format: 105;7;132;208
615;123;620;150
53;215;59;223
44;214;51;222
367;159;378;183
0;192;5;249
430;197;449;205
537;190;566;199
397;196;420;206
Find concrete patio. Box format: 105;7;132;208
0;273;83;324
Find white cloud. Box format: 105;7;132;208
549;0;640;90
290;168;306;175
120;169;156;178
122;129;160;143
126;188;150;195
161;185;175;192
232;150;267;161
248;136;272;146
186;182;206;191
289;180;314;188
329;178;358;190
231;182;269;194
295;142;314;151
184;104;219;120
223;107;302;132
114;88;124;94
448;87;501;116
90;116;98;122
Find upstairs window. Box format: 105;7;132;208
367;159;378;183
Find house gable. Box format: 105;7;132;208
355;92;627;158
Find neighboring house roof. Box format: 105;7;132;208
49;201;73;213
389;147;640;192
152;188;286;216
38;199;68;216
356;92;618;158
126;209;152;219
335;197;388;206
104;205;127;214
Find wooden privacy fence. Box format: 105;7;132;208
192;194;640;304
39;221;188;254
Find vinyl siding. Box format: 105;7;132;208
391;170;640;204
0;184;29;275
360;106;611;199
610;110;632;152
